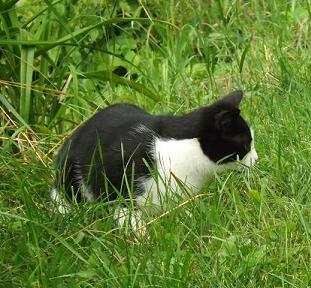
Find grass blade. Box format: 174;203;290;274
0;93;32;130
239;41;251;74
81;70;160;102
0;0;19;11
0;18;177;51
20;43;35;123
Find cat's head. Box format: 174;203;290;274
201;90;258;170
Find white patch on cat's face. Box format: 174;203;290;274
241;128;258;168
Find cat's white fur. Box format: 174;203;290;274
136;138;231;208
135;127;257;205
115;127;257;235
50;183;94;213
242;128;258;167
50;187;70;214
51;126;258;236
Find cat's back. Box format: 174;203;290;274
82;103;150;127
57;104;156;164
97;103;148;118
69;104;151;141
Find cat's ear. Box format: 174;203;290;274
220;90;243;108
215;109;240;131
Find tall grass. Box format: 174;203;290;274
1;0;311;287
0;0;166;138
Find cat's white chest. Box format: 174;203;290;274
136;137;217;207
154;137;217;187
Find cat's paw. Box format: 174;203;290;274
114;206;148;239
50;188;71;214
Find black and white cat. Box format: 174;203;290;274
51;90;258;232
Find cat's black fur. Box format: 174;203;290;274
55;90;252;202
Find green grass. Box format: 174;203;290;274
1;0;311;287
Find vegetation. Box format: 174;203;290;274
1;0;311;287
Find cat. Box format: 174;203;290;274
51;90;258;233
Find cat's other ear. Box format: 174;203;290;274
215;109;240;131
220;90;243;108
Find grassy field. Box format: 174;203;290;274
1;1;311;287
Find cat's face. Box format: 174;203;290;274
202;91;258;169
216;109;258;167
